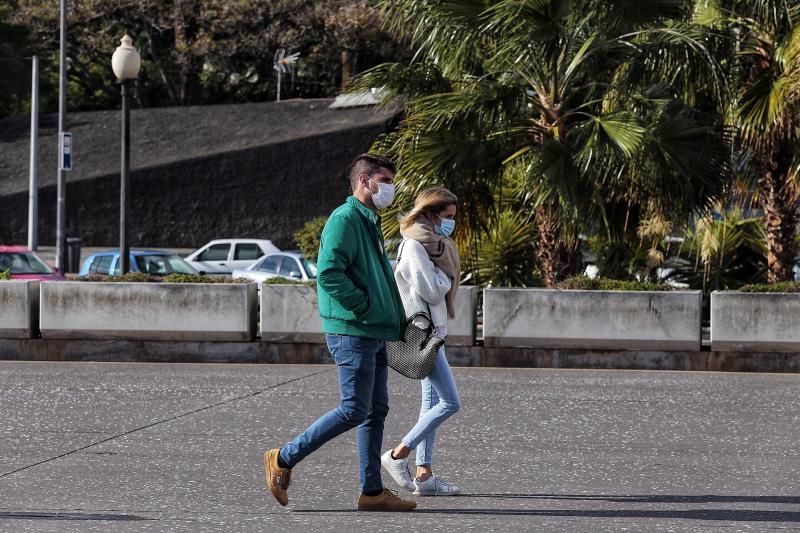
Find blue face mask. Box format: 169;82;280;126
437;218;456;237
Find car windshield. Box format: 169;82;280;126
134;254;196;275
302;259;317;278
0;252;53;274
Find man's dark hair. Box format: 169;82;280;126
349;153;396;192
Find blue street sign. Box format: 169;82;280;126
59;132;72;171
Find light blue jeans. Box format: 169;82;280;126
401;346;461;466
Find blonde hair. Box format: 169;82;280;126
399;186;458;231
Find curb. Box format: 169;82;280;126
1;339;799;372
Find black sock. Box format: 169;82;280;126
390;451;399;460
363;489;383;497
276;451;290;470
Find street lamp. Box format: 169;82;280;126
111;34;140;275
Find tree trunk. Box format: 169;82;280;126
535;206;563;287
535;205;583;287
173;0;200;105
340;49;352;90
760;166;797;283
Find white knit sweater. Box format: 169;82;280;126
394;238;452;332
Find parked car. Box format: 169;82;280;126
0;246;65;281
79;250;199;276
232;251;317;283
184;239;280;275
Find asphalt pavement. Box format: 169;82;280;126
0;362;797;532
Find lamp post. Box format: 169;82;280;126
111;34;141;275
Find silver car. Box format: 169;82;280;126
232;252;317;283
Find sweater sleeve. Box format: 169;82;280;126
316;215;370;315
397;240;451;306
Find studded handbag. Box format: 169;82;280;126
387;305;444;379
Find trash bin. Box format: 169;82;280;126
66;237;82;273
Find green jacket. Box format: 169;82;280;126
316;196;405;341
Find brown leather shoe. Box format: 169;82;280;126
357;488;417;512
263;449;291;506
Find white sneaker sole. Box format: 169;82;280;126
413;488;461;496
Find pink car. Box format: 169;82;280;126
0;246;65;281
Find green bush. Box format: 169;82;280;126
262;277;315;287
557;275;673;291
294;217;328;262
739;282;800;293
162;274;249;284
72;273;249;283
0;269;10;281
469;210;543;287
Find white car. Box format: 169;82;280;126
233;252;317;283
185;239;280;275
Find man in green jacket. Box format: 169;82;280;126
263;154;415;512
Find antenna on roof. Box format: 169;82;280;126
273;49;299;102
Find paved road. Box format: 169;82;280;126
0;362;797;532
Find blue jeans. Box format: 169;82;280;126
279;334;389;493
401;347;461;466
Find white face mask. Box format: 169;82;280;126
370;180;395;210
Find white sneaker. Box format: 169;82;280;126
413;475;461;496
380;450;415;492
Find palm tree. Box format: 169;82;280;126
355;0;730;286
694;0;800;282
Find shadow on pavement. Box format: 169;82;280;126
293;508;800;522
465;494;800;505
0;512;152;522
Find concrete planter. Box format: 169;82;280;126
260;285;323;343
447;286;477;346
0;281;40;338
483;288;702;351
260;284;479;346
40;282;257;341
711;291;800;352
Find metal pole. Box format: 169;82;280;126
55;0;67;271
28;55;39;251
277;70;281;102
120;81;130;275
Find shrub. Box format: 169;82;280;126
739;282;800;293
294;217;328;262
71;273;249;283
106;272;160;283
162;274;249;284
557;275;672;291
469;210;542;287
0;269;10;281
262;277;315;287
669;211;766;292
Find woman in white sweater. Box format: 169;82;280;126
381;187;462;496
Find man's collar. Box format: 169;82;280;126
347;195;380;224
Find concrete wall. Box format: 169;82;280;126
483;288;702;351
260;285;323;343
0;281;39;338
40;282;257;341
448;286;477;347
711;291;800;352
259;284;478;346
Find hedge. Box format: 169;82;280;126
557;275;673;291
738;282;800;293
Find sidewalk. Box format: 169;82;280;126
0;362;797;532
